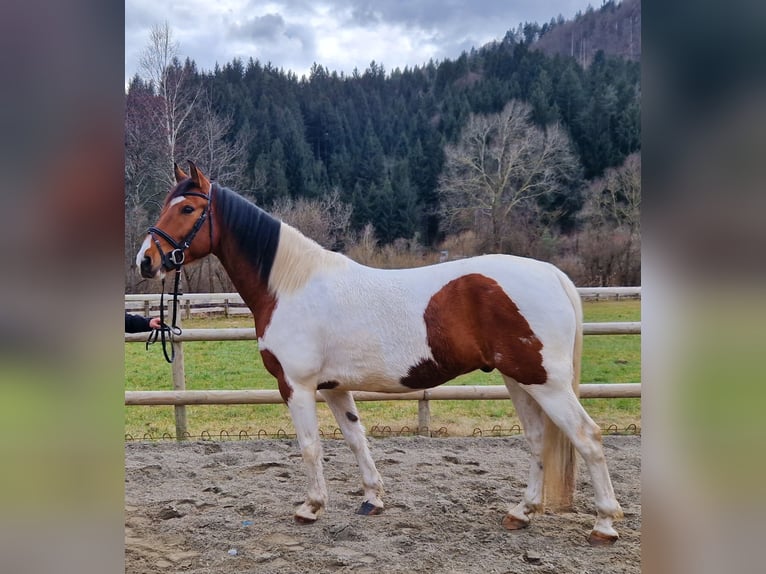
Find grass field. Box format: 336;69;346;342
125;300;640;439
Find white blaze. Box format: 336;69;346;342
135;236;152;268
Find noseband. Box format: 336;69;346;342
145;189;213;363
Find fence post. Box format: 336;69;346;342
171;295;187;440
418;391;431;436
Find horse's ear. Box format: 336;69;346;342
187;160;211;193
174;163;188;183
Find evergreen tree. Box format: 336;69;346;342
126;10;640;256
354;120;385;189
529;69;559;125
265;140;289;202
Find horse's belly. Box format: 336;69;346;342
319;348;477;394
320;365;421;393
325;377;421;394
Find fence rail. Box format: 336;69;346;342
125;288;641;439
125;287;641;318
125;383;641;406
124;321;641;343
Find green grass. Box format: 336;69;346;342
125;300;640;438
579;302;641;429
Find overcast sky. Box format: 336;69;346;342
125;1;596;84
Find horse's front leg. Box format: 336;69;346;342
286;384;328;523
320;389;384;515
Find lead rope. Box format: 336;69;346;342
145;271;183;363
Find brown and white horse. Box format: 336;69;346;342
136;162;623;545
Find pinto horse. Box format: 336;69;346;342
136;162;623;545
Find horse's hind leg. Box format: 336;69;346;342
321;389;384;515
501;376;546;530
521;379;624;544
286;385;328;523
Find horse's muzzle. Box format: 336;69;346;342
139;255;160;279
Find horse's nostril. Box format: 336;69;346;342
140;255;153;275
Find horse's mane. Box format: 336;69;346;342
270;223;348;294
214;183;346;294
214;184;281;285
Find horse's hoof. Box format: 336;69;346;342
588;530;618;546
356;501;384;516
293;513;317;525
502;514;529;530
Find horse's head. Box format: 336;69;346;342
136;161;214;279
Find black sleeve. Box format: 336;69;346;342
125;313;152;333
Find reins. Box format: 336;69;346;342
145;189;213;363
145;273;184;362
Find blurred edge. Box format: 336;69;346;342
643;1;766;573
1;0;766;573
0;2;125;574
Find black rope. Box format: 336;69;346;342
145;273;183;363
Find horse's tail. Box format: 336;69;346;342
541;269;582;511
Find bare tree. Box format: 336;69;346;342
578;152;641;285
583;152;641;235
345;223;379;265
438;100;580;253
270;189;353;250
139;21;201;185
181;90;250;190
125;78;169;291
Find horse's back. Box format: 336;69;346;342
388;254;577;335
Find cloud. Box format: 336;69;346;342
125;0;596;84
232;13;286;42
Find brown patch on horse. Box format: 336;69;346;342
235;272;277;338
317;381;339;390
401;273;546;389
260;349;292;403
253;292;278;338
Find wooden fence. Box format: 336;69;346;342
125;287;641;319
125;287;641;438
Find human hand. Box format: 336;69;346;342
149;317;162;330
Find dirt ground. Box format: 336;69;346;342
125;434;640;573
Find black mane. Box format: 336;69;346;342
213;183;281;283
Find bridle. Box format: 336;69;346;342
145;189;213;363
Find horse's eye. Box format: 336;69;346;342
182;205;195;214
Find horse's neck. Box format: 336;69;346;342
209;187;281;321
213;233;272;302
268;223;348;295
210;191;346;300
214;220;346;337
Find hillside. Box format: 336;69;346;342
126;2;641;290
533;0;641;66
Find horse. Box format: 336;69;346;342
136;161;623;545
